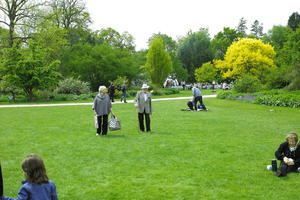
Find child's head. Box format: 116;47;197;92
285;132;299;147
21;154;49;184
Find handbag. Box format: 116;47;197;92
109;115;121;131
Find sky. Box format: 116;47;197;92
85;0;300;50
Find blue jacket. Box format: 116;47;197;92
3;180;58;200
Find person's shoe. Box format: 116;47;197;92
124;101;127;103
266;165;272;171
96;133;100;136
297;167;300;173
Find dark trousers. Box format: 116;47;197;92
194;96;207;110
110;94;114;102
138;111;150;132
97;115;108;135
276;162;298;177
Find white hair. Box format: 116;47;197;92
98;86;107;93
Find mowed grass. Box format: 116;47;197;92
1;98;300;200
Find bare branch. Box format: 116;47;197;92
0;20;10;26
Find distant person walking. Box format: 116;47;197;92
108;83;115;102
93;86;112;136
120;83;127;103
192;84;207;111
135;84;152;132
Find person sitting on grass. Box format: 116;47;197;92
2;154;58;200
272;132;300;177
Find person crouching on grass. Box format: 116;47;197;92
93;86;112;136
273;132;300;177
2;154;58;200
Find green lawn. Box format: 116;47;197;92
1;98;299;199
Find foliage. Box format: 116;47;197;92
151;88;179;96
236;17;247;36
211;27;243;60
250;20;264;38
215;38;276;82
55;77;90;95
256;93;300;108
233;75;263;93
177;29;213;82
59;43;137;91
144;36;173;88
262;26;292;50
194;62;219;83
148;33;188;81
0;46;61;101
110;76;129;90
286;62;300;90
288;12;300;31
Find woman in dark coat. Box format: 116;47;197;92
275;132;300;177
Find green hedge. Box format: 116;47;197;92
217;90;300;108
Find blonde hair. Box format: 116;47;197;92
98;86;107;93
285;132;298;144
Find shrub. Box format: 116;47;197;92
256;94;300;107
233;75;262;93
55;78;90;95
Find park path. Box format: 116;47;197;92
0;95;217;108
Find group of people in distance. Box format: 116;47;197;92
2;84;299;199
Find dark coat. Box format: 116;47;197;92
275;142;300;167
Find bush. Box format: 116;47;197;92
233;75;262;93
55;78;90;95
256;94;300;107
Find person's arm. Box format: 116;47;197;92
92;98;97;115
135;92;139;108
275;143;287;161
3;186;29;200
51;182;58;200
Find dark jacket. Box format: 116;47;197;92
3;180;58;200
275;142;300;167
108;85;115;95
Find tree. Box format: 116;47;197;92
0;45;61;100
262;25;292;50
288;12;300;31
144;36;172;87
211;27;243;60
47;0;91;29
0;0;40;47
177;28;213;82
236;17;247;36
215;38;276;83
148;33;188;81
250;20;264;38
194;62;218;83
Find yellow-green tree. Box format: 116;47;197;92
215;38;276;82
144;36;173;87
195;62;218;83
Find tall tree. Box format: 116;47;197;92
148;33;188;81
236;17;247;36
250;20;264;38
177;28;213;82
211;27;243;60
144;36;172;87
0;0;40;47
47;0;91;29
288;12;300;31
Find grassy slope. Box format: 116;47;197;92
1;98;300;200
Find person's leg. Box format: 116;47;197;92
102;115;108;135
97;115;102;135
124;92;127;103
138;113;145;131
199;96;207;110
111;95;114;102
145;112;151;132
277;162;289;177
194;96;200;110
